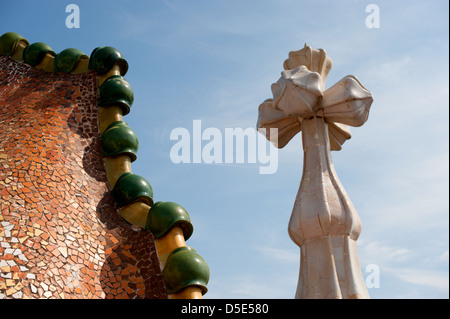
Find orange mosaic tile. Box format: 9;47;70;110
0;56;167;299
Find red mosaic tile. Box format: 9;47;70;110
0;56;166;299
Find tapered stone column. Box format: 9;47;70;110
257;44;373;299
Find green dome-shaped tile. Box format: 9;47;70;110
54;48;89;73
98;75;134;115
23;42;55;67
163;246;210;295
146;201;193;240
88;46;128;75
101;121;139;162
0;32;29;56
111;172;153;207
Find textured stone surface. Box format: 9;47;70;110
258;45;373;299
0;56;167;299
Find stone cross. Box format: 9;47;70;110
257;44;374;299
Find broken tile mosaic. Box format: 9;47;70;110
0;56;167;299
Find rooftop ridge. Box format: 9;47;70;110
0;31;209;299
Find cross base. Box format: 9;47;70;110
296;234;369;299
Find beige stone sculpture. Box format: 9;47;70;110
257;44;373;299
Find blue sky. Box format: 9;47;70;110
1;0;448;299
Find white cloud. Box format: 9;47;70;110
358;239;449;297
394;268;449;293
425;250;450;265
358;240;412;265
205;273;297;299
254;246;298;264
439;251;449;263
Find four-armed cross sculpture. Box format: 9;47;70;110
257;44;374;299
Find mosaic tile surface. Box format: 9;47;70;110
0;56;167;299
